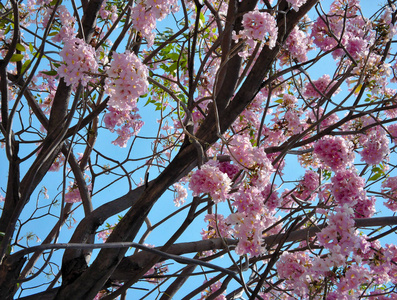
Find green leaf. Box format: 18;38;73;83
199;12;205;28
29;43;33;52
21;59;31;74
368;173;382;181
41;70;57;76
10;54;24;62
16;43;26;52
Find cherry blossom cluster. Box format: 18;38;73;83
286;0;307;11
303;74;339;99
359;127;389;165
189;161;232;203
131;0;179;47
201;214;231;240
58;38;99;87
199;279;226;300
51;5;76;42
103;107;144;147
279;25;312;65
330;169;366;206
99;1;118;23
228;211;267;256
381;176;397;211
317;205;367;256
311;1;370;61
229;135;274;186
172;183;188;207
313;136;354;171
237;10;278;49
105;51;148;111
64;181;92;203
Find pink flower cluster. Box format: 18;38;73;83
233;186;265;216
279;26;312;65
276;251;313;297
103;107;144;147
360;127;389;165
51;5;76;42
239;10;278;49
105;51;148;111
303;74;339;98
199;279;226;300
382;176;397;211
173;183;187;207
317;205;367;256
331;169;366;206
227;212;266;257
354;195;376;218
189;161;231;203
286;0;307;11
201;214;231;240
229;135;274;186
297;170;319;201
261;183;280;211
131;0;179;47
218;161;240;180
387;123;397;143
284;109;305;135
99;1;118;23
313;136;354;171
311;2;370;61
64;181;92;203
58;38;98;87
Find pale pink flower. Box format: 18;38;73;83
240;10;278;49
313;136;354;171
286;0;307;12
303;74;339;98
173;183;187;207
105;51;148;111
189;161;231;203
58;38;98;87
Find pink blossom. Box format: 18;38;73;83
199;279;226;300
331;169;366;206
189;161;231;203
131;0;179;47
354;195;376;218
279;25;312;65
262;183;280;211
360;128;389;165
201;214;231;240
313;136;354;171
382;176;397;211
218;161;240;180
64;181;92;203
306;107;339;129
58;38;98;87
103;105;144;147
286;0;307;12
105;51;148;111
233;186;265;215
229;135;274;186
387;123;397;143
240;10;278;49
303;74;339;98
173;183;187;207
48;153;65;172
